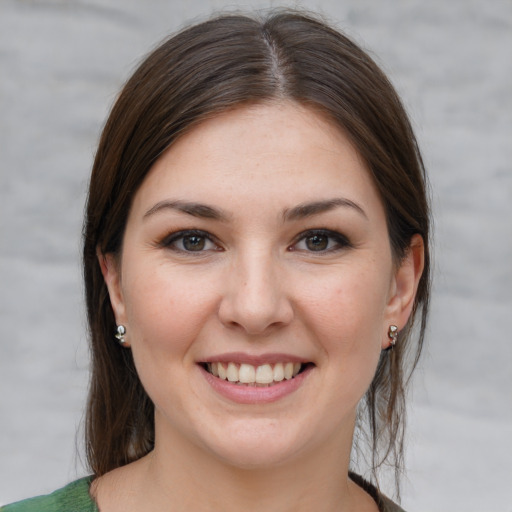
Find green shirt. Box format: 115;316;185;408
1;474;405;512
0;478;98;512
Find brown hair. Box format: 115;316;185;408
83;10;430;494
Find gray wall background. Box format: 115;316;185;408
1;0;511;510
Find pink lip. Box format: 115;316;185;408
198;363;313;405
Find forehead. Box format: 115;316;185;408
130;102;383;219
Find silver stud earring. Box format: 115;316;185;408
388;325;398;347
115;325;127;345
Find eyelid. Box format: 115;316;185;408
290;229;352;252
158;228;350;254
160;229;222;252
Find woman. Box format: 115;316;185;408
2;10;430;512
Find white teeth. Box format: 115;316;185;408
273;362;284;382
226;362;238;382
284;362;294;380
207;361;303;385
217;362;227;380
255;364;274;384
239;363;256;383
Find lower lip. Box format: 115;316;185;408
199;365;312;404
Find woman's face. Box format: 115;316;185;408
102;102;419;469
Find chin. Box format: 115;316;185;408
198;419;310;470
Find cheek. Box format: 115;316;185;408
304;266;388;331
122;264;219;359
121;265;221;418
299;266;388;371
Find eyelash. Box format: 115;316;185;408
160;229;221;254
290;229;352;253
160;229;352;254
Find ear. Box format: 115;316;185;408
97;247;127;327
383;234;425;349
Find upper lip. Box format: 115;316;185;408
198;352;310;366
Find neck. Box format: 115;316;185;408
92;413;380;512
138;419;360;512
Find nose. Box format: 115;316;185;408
218;248;294;336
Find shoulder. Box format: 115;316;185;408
1;477;97;512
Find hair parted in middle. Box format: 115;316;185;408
83;10;430;492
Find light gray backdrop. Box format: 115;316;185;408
1;0;511;510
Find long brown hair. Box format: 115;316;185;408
83;10;430;494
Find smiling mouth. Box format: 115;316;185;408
202;362;312;386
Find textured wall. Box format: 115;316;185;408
1;0;511;510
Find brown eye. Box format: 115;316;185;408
162;230;219;253
182;235;206;251
291;229;352;253
305;234;329;251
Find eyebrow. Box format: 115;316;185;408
143;197;367;223
143;200;230;221
283;198;368;221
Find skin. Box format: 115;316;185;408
95;102;424;512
